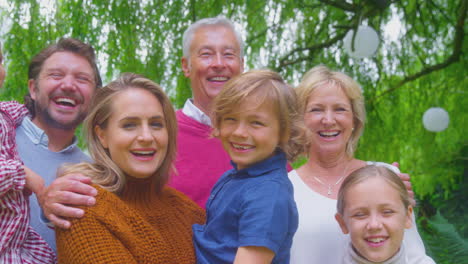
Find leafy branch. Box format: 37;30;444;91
274;0;390;70
370;0;466;102
317;0;355;11
275;31;347;69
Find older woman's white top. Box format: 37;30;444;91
289;162;435;264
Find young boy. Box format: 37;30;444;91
0;43;56;263
193;70;308;263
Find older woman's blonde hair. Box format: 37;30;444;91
212;69;309;162
296;65;365;157
336;165;411;215
59;73;177;194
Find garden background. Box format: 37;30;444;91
0;0;466;262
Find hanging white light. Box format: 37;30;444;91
343;25;380;58
422;107;450;132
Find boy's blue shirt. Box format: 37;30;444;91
193;151;298;264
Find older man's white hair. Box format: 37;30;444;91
182;15;244;60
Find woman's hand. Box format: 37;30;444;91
38;173;98;229
392;162;416;206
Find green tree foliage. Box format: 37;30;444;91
421;211;468;264
1;0;466;258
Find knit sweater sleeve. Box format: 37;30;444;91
56;197;138;264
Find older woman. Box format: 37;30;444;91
289;66;434;263
55;73;205;263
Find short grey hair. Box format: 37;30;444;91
182;15;244;59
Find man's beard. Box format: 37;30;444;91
35;104;86;130
33;84;87;130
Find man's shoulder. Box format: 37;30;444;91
176;109;210;127
176;110;214;139
176;109;198;124
74;148;92;160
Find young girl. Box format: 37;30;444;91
192;69;308;263
0;43;56;263
335;165;434;264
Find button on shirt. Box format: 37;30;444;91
193;151;298;264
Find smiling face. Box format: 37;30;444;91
219;99;280;170
96;88;169;179
335;177;413;262
304;83;354;157
29;51;95;130
181;25;244;114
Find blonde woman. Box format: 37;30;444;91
289;65;433;263
55;73;205;263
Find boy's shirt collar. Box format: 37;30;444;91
230;150;287;178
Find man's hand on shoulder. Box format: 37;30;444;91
38;173;97;229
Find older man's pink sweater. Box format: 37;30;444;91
168;110;232;208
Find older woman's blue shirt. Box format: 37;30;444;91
193;151;298;264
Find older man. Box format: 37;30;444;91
41;16;245;230
169;16;244;207
15;38;101;251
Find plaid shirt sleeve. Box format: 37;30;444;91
0;101;57;263
0;101;30;195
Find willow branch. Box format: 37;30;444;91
370;0;466;103
317;0;355;11
245;27;268;45
190;0;197;22
277;31;348;69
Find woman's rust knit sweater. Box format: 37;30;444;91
56;177;205;264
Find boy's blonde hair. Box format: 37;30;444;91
212;69;309;162
337;165;411;215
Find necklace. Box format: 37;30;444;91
312;163;350;196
